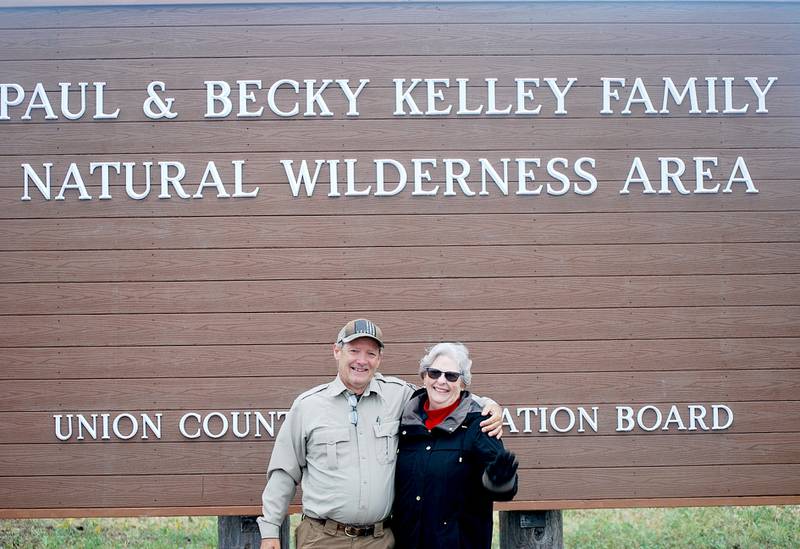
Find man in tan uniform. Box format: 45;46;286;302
258;318;503;548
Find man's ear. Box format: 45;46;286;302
333;343;341;359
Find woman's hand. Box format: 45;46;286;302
486;449;519;485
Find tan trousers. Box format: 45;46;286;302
296;517;395;549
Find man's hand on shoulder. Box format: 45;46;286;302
480;402;504;439
261;538;281;549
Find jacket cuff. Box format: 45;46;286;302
482;470;517;493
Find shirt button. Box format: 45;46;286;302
401;430;406;435
443;521;447;525
425;445;431;451
416;496;421;501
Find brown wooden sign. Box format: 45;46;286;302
0;0;798;518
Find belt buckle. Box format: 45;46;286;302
343;525;359;537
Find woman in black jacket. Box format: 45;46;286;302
392;342;518;549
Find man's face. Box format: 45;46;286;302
333;337;382;394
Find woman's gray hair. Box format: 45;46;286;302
419;342;473;385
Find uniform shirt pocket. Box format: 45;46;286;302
311;427;350;470
373;419;400;464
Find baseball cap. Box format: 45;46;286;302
336;318;384;348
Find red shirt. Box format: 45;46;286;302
423;397;462;430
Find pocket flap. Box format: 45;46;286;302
319;427;350;444
373;419;400;438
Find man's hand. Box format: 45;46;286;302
479;402;504;438
261;539;281;549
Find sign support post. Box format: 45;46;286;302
218;516;290;549
499;510;563;549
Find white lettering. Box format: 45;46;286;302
411;158;439;196
745;76;778;113
514;78;541;115
550;407;576;433
232;160;259;197
89;162;121;200
694;157;720;193
179;412;202;439
426;78;452;115
712;404;734;430
577;406;599;433
659;157;690;195
112;413;139;440
203;412;229;439
141;413;162;440
55;163;91;201
374;159;407;196
237;80;264;117
616;406;635;432
723;156;758;194
0;83;24;120
620;157;656;194
232;411;251;438
336;79;369;116
500;407;519;433
54;414;74;441
60;82;89;120
21;162;52;201
688;404;710;430
193;161;231;198
479;158;510;195
158;161;190;199
205;81;232;118
545;77;576;115
393;78;423;115
304;79;334;117
268;79;300;117
661;77;700;114
282;159;326;197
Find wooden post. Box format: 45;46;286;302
218;515;291;549
499;510;563;549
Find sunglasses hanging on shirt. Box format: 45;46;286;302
347;392;359;426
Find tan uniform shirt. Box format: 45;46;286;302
257;373;412;538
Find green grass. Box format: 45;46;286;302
0;516;216;549
562;506;800;549
1;506;798;548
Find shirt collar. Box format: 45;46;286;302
327;373;385;400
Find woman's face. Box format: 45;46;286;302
423;354;465;410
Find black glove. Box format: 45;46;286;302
486;449;518;485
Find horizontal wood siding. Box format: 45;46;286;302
0;0;798;516
2;466;799;509
2;55;799;88
4;401;799;443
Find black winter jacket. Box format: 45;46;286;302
392;390;517;549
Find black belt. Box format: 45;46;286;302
303;515;389;537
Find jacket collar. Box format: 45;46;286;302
402;387;482;433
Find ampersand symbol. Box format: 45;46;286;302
143;81;177;119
